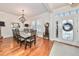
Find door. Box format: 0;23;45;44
62;20;73;41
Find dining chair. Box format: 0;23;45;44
12;29;20;43
25;30;36;49
13;29;25;47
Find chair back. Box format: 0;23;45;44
12;29;20;39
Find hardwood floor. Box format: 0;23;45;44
0;37;53;56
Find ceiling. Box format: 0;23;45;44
0;3;70;18
44;3;70;12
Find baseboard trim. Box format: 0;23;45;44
37;36;43;39
4;36;13;39
54;40;79;48
37;36;54;42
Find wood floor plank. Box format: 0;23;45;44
0;37;53;56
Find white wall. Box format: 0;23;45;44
0;11;19;38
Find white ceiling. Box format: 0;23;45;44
0;3;70;18
44;3;70;12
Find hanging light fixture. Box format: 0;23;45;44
19;10;26;23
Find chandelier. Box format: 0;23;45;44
19;10;26;23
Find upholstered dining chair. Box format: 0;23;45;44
13;29;25;47
12;29;20;43
17;31;26;47
24;30;36;49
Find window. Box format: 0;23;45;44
32;20;43;36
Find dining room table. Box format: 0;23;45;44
18;29;36;49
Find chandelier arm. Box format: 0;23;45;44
18;10;26;23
